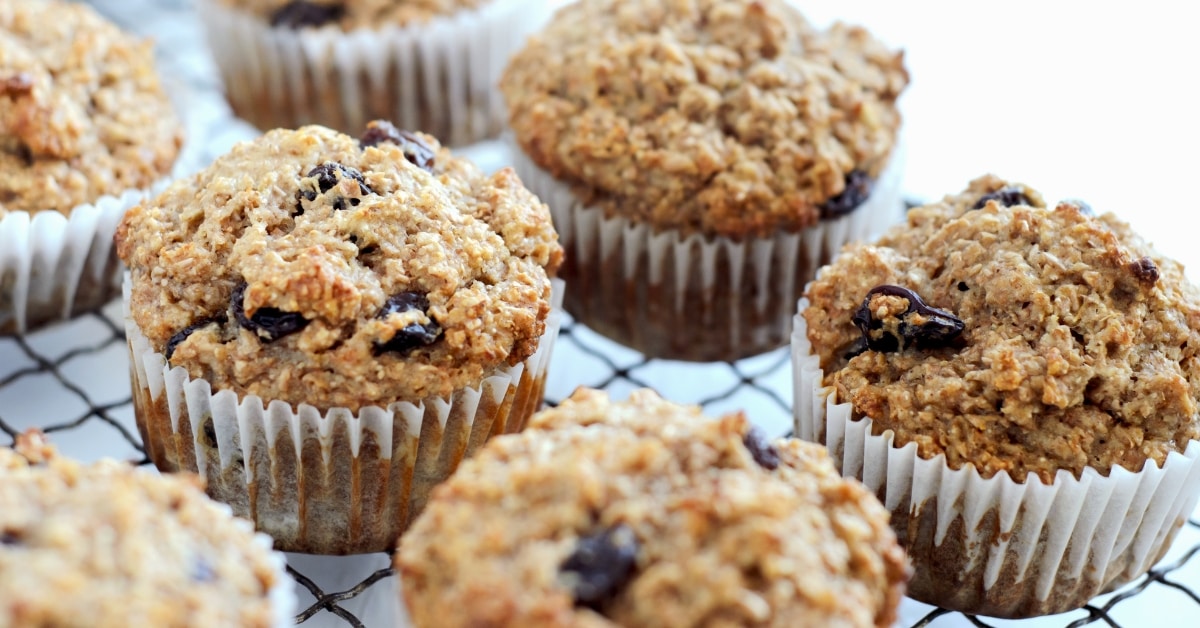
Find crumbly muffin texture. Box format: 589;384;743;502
0;432;283;627
398;388;908;627
804;176;1200;483
223;0;489;30
116;122;562;411
502;0;907;239
0;0;182;215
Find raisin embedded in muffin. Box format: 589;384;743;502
398;388;909;627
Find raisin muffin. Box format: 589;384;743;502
198;0;547;146
0;431;293;627
116;120;563;554
0;0;183;334
502;0;908;361
397;388;909;627
793;175;1200;617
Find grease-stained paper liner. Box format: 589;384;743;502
199;0;544;146
125;275;564;555
510;141;904;361
0;189;146;335
790;301;1200;618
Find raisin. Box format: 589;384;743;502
269;1;344;29
1;73;33;96
164;317;224;360
373;291;442;355
843;336;869;360
742;426;780;470
852;285;965;353
360;120;436;172
1130;256;1159;285
231;282;309;342
0;530;20;546
820;169;873;218
561;525;639;611
191;557;216;583
972;187;1031;210
296;163;373;214
956;281;969;292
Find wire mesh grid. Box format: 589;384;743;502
2;1;1196;625
2;304;1199;627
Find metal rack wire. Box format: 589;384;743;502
1;1;1195;625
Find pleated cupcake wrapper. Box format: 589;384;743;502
199;0;545;146
0;188;152;335
125;274;564;554
510;140;904;361
790;301;1200;618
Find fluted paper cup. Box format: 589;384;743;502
199;0;545;146
0;189;151;335
511;141;905;362
791;301;1200;617
125;274;564;555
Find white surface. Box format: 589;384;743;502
3;1;1198;626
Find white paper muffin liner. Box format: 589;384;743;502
199;0;545;146
790;300;1200;618
230;508;297;627
0;188;149;335
124;274;564;555
510;139;905;361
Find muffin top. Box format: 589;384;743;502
116;122;562;411
804;175;1200;483
0;431;288;627
0;0;182;215
501;0;907;240
397;388;908;627
226;0;489;30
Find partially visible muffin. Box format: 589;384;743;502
794;176;1200;617
199;0;544;145
502;0;908;360
398;388;909;627
0;0;183;335
117;121;563;554
0;0;182;215
0;431;292;627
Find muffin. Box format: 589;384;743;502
792;175;1200;617
116;121;563;554
501;0;907;361
0;430;293;627
0;0;183;334
397;388;909;627
198;0;547;146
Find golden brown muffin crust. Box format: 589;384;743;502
398;388;908;627
0;432;283;627
804;176;1200;483
501;0;907;239
222;0;490;30
0;0;182;215
116;123;562;411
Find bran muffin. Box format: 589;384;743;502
0;431;293;627
199;0;547;146
502;0;908;361
0;0;183;334
793;176;1200;617
117;121;563;554
397;388;909;627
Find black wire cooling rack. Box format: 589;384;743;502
1;303;1199;627
2;1;1195;626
